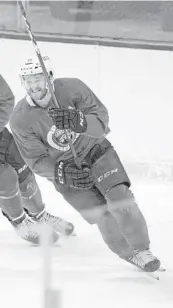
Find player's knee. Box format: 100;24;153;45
106;184;137;211
0;164;19;197
80;205;106;224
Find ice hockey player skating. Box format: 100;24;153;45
0;74;74;244
10;56;161;273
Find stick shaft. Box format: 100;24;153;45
18;0;77;160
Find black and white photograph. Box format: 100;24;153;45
0;1;173;308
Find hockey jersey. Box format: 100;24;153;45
0;75;14;132
10;78;110;181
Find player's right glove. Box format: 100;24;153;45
55;161;94;190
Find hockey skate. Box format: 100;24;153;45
126;249;162;280
3;211;59;244
28;209;75;236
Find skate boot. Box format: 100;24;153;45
2;211;59;244
27;209;75;236
2;211;40;244
127;249;161;272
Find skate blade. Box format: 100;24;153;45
147;272;160;280
59;229;77;238
157;266;166;272
144;266;166;280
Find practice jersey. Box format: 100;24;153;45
0;75;14;132
10;78;110;181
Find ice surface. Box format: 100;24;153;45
1;177;173;308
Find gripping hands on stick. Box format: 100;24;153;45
48;108;87;133
55;161;93;189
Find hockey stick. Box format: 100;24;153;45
18;0;78;162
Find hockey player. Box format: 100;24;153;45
0;74;74;244
10;56;161;272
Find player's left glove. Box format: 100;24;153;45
48;108;87;133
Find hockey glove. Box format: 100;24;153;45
55;161;94;190
48;108;87;133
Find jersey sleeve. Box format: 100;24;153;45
10;125;55;181
61;78;110;138
0;75;14;131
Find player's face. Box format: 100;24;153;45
23;73;47;101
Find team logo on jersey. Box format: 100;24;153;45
47;125;80;151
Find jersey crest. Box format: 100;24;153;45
47;125;79;151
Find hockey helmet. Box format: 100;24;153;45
19;55;54;81
19;56;54;106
